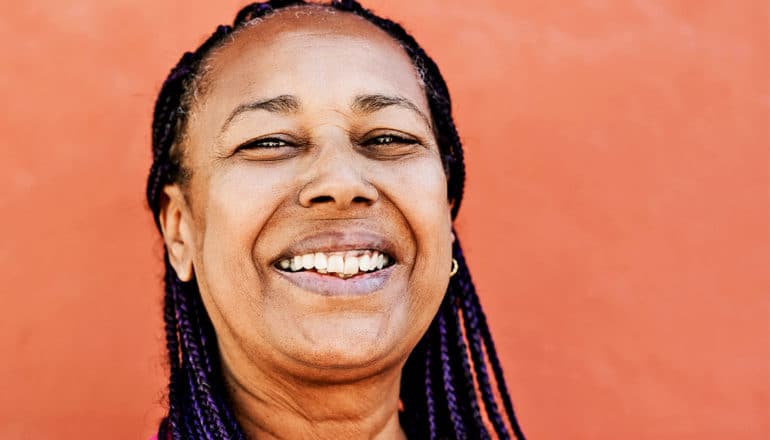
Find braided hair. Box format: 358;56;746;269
146;1;526;438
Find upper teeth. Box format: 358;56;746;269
278;250;390;277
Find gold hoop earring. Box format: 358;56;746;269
450;258;459;277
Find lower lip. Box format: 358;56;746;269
274;265;395;296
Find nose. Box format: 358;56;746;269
298;145;379;210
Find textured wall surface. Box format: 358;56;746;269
0;1;767;439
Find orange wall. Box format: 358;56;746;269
1;1;767;439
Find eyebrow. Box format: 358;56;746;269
220;95;301;133
351;94;432;129
218;93;432;135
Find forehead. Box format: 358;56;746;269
195;6;427;117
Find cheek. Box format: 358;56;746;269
195;163;293;315
377;154;452;305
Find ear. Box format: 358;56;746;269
159;185;195;282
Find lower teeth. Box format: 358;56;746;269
289;267;384;278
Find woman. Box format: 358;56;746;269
146;1;526;438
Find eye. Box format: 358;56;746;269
363;134;419;147
237;137;292;150
230;135;303;161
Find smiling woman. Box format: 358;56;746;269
146;1;525;439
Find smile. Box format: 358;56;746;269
276;250;394;279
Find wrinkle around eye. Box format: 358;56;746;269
355;126;437;155
238;137;292;150
214;134;307;162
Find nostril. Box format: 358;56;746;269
352;196;373;204
309;195;373;205
310;195;334;204
299;178;379;209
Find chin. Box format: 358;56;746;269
289;313;407;372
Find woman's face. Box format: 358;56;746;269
162;8;453;382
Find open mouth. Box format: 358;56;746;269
275;249;394;279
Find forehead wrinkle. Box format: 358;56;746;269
209;5;417;76
193;4;427;109
179;5;433;159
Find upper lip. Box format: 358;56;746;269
272;230;399;265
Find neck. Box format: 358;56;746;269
222;356;407;440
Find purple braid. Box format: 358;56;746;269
424;342;438;440
174;281;233;438
448;292;490;438
438;308;467;439
475;289;527;440
454;240;527;439
147;1;525;438
170;274;210;439
162;258;183;439
454;244;513;438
